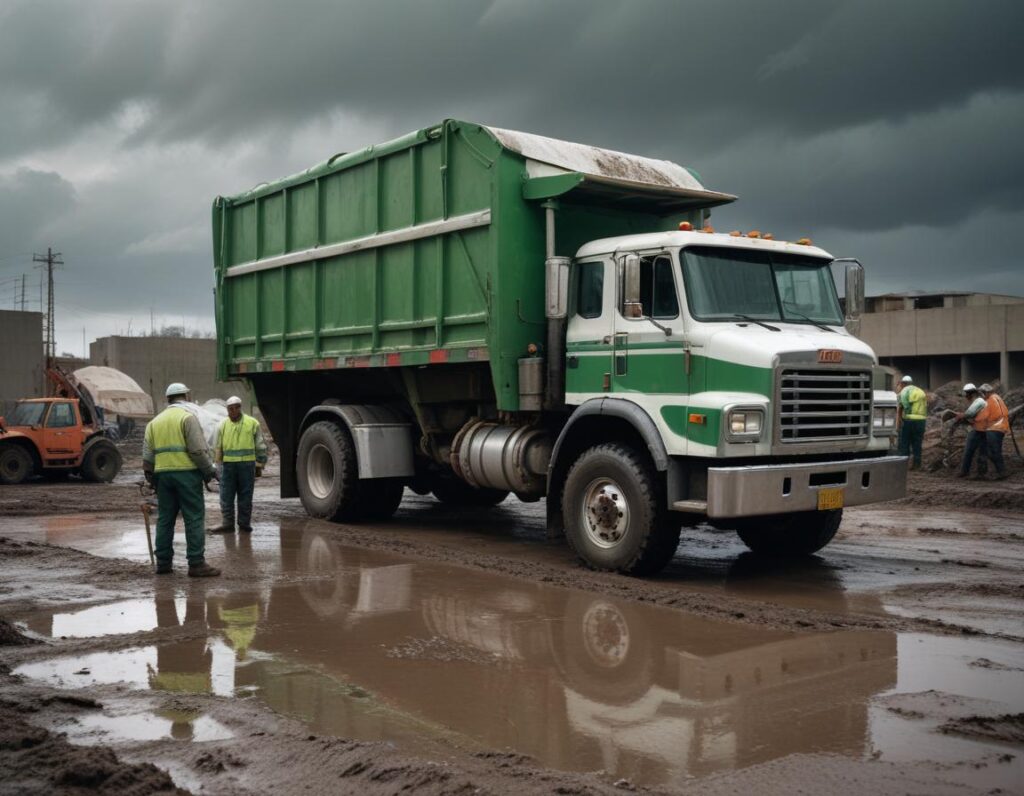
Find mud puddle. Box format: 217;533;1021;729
13;528;1024;789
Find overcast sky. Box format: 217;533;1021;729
1;0;1021;356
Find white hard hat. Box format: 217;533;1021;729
226;395;242;407
962;383;977;393
165;382;190;397
901;375;913;383
979;383;993;393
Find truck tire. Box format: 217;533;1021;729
431;478;509;507
562;442;680;575
0;445;34;485
296;420;403;522
80;440;122;483
736;509;842;556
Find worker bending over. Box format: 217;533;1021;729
209;396;268;534
143;383;221;576
896;375;928;470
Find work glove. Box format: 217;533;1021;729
255;463;264;478
144;470;155;486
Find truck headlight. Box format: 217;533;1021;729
872;406;897;432
727;409;763;439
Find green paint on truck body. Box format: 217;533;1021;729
213;120;728;410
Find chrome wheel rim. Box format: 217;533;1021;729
581;477;629;549
307;443;336;500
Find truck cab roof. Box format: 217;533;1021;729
575;231;833;261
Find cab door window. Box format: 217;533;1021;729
45;402;76;428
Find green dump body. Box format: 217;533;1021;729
213;120;732;410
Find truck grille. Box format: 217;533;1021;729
778;369;871;443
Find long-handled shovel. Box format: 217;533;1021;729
137;481;156;566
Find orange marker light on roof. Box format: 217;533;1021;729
678;221;693;231
797;237;812;246
747;230;761;239
702;225;715;233
763;233;774;240
729;230;742;237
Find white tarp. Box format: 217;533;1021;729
70;366;154;419
178;399;228;448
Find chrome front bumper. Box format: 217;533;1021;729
702;455;907;519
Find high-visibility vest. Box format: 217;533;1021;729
899;386;928;421
986;394;1009;433
219;415;261;462
146;406;195;472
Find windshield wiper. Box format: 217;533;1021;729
733;314;780;332
782;303;836;333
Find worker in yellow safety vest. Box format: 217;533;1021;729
896;375;928;470
209;396;268;534
143;383;220;577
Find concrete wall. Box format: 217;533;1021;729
0;310;44;415
861;304;1024;389
90;336;254;411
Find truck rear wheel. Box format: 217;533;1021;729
736;509;842;556
562;443;680;575
297;421;402;522
0;445;34;485
431;478;509;507
80;440;122;483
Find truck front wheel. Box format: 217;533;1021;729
80;439;122;483
735;509;842;556
297;421;402;522
0;445;34;485
562;443;680;575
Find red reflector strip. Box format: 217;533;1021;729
350;356;371;368
386;353;402;366
271;360;285;372
429;349;449;364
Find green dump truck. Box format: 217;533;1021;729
213;119;906;575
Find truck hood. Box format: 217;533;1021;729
699;323;876;370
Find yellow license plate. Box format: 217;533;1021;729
817;487;844;510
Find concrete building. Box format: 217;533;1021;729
90;336;253;410
0;309;44;415
859;291;1024;390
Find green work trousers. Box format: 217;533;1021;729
898;419;926;467
155;470;207;567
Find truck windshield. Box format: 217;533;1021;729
680;246;844;326
9;402;47;427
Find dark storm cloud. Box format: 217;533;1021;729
0;0;1021;347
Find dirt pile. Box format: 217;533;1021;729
0;619;36;647
939;713;1024;745
0;692;190;795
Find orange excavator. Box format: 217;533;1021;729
0;367;122;485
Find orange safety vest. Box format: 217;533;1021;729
985;394;1009;433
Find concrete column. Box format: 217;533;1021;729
1000;349;1010;389
960;355;971;384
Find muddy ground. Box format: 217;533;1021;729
1;451;1023;795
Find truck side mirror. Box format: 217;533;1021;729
622;254;642;318
545;256;570;319
836;258;865;337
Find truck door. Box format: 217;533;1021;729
565;258;615;397
611;254;687;396
41;401;82;462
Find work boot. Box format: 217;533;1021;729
955;471;968;479
207;523;235;534
239;525;253;534
992;472;1010;481
155;562;173;575
188;562;221;578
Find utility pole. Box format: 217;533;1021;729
32;247;63;371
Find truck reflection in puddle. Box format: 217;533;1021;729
19;525;896;786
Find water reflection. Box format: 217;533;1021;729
21;524;899;786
